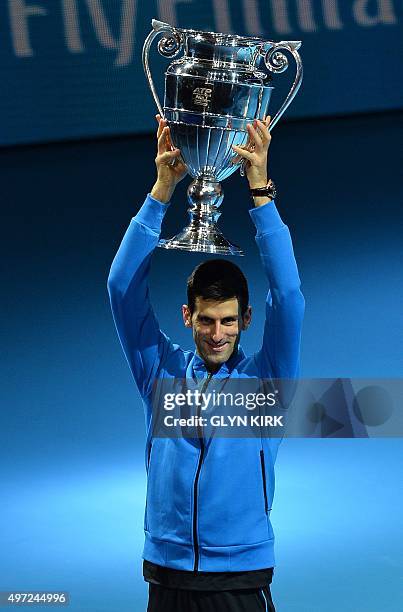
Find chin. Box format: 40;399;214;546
209;356;225;365
209;351;231;364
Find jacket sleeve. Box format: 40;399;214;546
107;194;176;399
249;201;305;379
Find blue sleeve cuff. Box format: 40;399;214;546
248;200;286;236
134;193;171;234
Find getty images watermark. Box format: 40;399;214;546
163;388;284;429
151;378;403;438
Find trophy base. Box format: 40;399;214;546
158;177;244;256
158;225;244;256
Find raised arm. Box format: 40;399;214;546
232;117;305;379
249;203;305;378
107;116;187;399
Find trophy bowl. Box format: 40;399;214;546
143;20;303;256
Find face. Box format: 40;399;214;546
182;297;251;372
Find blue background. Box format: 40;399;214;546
1;1;403;611
1;111;402;611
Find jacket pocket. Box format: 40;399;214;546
260;450;269;514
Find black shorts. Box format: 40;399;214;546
147;583;276;611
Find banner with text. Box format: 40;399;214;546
1;1;402;145
151;378;403;438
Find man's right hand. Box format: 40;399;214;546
150;114;187;203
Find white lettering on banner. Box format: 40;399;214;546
353;0;397;26
242;0;264;36
62;0;84;53
322;0;343;30
9;0;47;57
157;0;193;29
269;0;329;33
112;0;137;66
85;0;138;66
270;0;292;33
268;0;398;34
7;0;400;64
212;0;232;33
297;0;317;32
85;0;119;50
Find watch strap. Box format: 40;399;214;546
249;178;277;200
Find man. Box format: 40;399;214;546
108;114;305;611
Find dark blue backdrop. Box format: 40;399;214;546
1;0;403;145
1;109;402;610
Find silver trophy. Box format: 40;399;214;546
143;19;303;255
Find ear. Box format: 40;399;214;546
241;305;252;331
182;304;192;328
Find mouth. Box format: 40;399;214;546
205;342;228;353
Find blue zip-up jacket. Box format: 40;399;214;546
107;194;304;573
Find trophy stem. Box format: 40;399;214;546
158;176;244;256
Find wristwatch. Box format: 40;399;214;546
249;178;277;200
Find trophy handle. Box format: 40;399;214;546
260;41;303;130
142;19;184;117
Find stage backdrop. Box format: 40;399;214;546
1;0;403;146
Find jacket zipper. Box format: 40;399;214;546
147;440;152;472
260;449;269;514
145;440;153;531
193;371;212;572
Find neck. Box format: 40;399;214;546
206;362;221;374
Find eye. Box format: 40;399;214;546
222;318;237;325
198;316;213;324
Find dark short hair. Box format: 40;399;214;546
187;259;249;316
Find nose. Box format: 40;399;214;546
211;322;224;343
